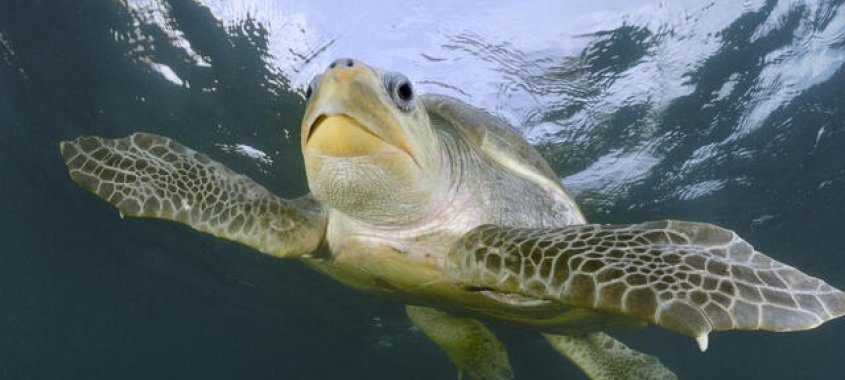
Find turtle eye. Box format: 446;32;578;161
305;74;322;101
397;81;413;102
385;72;414;112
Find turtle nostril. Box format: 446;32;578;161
329;58;355;70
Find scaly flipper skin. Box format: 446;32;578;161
60;133;325;258
545;332;677;380
406;305;513;380
447;221;845;347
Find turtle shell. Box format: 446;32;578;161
421;94;584;223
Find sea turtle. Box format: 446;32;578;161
60;58;845;379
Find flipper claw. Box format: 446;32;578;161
695;334;709;352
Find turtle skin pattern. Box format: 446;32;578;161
60;133;324;258
448;221;845;339
545;332;677;380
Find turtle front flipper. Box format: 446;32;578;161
447;221;845;350
406;305;513;380
545;332;677;380
60;133;325;258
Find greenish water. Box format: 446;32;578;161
1;1;844;379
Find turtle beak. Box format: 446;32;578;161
305;114;398;157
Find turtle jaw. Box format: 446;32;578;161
304;113;416;162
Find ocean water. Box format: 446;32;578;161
1;0;844;379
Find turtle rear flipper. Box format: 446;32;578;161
448;221;845;349
545;332;677;380
60;133;325;258
406;305;513;380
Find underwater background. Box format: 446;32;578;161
1;0;844;379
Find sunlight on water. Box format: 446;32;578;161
120;0;845;213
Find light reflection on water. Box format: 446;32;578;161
125;0;845;211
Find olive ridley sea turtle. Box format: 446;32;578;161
60;58;845;379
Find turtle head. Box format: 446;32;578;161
301;59;445;225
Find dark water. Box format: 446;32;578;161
1;1;844;379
